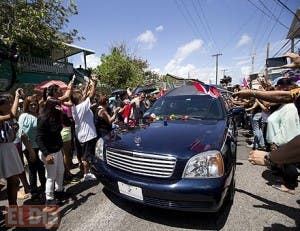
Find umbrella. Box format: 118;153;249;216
34;80;68;93
111;89;126;96
134;86;157;95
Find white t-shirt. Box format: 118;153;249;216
71;98;97;143
267;103;300;146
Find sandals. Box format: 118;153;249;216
272;184;295;195
17;190;31;200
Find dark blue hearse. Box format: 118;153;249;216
92;83;237;212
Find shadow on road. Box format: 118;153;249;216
261;169;283;186
0;180;99;231
103;188;232;230
236;188;300;229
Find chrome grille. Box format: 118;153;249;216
106;148;176;178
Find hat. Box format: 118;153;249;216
281;69;295;77
276;77;296;86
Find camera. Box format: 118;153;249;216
18;89;25;99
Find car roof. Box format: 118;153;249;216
164;82;230;97
166;85;207;96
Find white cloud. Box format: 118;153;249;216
155;25;164;32
237;34;252;47
240;66;251;77
164;39;204;78
69;54;101;69
136;30;157;49
175;39;203;62
236;59;250;66
82;54;101;69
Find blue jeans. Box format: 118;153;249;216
251;112;265;149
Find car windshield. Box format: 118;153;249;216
145;95;224;120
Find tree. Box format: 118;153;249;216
0;0;83;55
94;44;149;92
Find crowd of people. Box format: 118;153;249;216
0;76;164;209
232;57;300;195
1;53;300;213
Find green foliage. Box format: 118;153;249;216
94;44;149;92
0;0;83;54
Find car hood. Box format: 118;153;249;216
104;120;227;159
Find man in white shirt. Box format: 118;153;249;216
70;76;98;181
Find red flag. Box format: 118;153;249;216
208;86;220;98
192;82;207;94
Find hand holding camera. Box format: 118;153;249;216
16;88;25;99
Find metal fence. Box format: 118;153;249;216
19;56;73;74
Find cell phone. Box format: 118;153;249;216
266;57;287;68
84;76;90;83
18;89;25;99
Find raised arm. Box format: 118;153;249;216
88;76;99;99
59;79;74;101
0;88;21;122
233;89;294;103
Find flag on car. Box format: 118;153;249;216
208;86;220;98
192;82;207;94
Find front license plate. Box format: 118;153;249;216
117;182;143;201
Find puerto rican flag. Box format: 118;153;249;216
192;82;207;94
208;86;220;98
192;82;220;98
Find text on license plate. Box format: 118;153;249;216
117;182;143;201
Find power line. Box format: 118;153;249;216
272;40;290;57
275;0;300;21
179;0;207;40
190;0;215;50
247;0;289;29
194;0;219;52
251;4;266;53
221;9;257;51
281;39;300;55
174;0;199;38
256;0;285;52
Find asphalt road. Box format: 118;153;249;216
1;129;299;231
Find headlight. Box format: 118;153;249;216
182;150;224;178
95;138;104;160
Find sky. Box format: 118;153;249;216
67;0;300;84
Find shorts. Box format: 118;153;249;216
61;127;72;142
75;138;97;161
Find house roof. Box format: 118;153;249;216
286;8;300;39
51;43;95;61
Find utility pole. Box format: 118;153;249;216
212;53;222;85
265;42;270;81
251;51;255;74
221;69;228;77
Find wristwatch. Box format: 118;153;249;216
264;152;273;166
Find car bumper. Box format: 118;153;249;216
91;159;232;212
